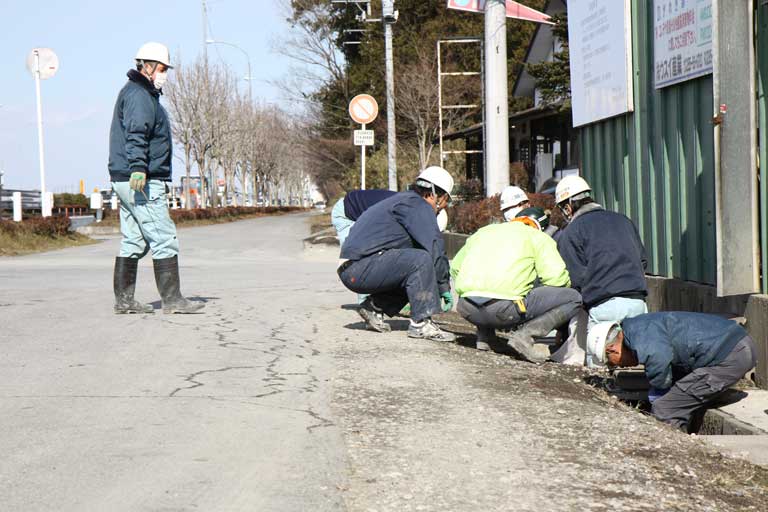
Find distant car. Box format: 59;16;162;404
314;201;327;210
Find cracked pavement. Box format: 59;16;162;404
1;212;767;511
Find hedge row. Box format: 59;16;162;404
447;193;562;235
0;216;71;237
169;206;303;223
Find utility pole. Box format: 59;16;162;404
383;0;398;191
484;0;510;197
202;0;208;64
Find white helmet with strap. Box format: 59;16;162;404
586;321;621;368
500;186;528;211
135;42;173;68
555;175;591;205
416;166;454;198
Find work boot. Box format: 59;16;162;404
475;326;511;354
152;256;205;314
113;257;154;314
357;297;391;332
502;305;572;363
408;319;456;342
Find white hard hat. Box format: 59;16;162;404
436;209;448;232
135;42;173;68
555;175;591;204
416;166;454;198
500;186;528;211
586;321;621;367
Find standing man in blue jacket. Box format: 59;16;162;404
555;176;647;365
108;42;203;315
337;167;455;342
588;313;757;432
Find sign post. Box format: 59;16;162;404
26;48;59;217
348;94;379;190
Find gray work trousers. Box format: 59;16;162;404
457;286;582;331
652;336;757;432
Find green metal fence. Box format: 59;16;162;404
579;0;716;285
758;1;768;294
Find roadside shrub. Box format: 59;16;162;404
54;193;88;207
0;216;71;238
447;193;563;235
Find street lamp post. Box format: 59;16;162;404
205;39;252;102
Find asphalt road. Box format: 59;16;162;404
1;212;767;511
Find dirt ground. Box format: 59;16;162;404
329;309;768;512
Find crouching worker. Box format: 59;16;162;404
337;167;456;342
589;312;757;433
450;207;582;362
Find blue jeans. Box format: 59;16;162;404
587;297;647;329
338;249;441;322
112;180;179;259
331;199;354;247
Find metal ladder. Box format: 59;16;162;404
437;37;484;174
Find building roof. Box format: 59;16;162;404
440;102;562;142
512;0;567;98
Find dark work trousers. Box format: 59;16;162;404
338;249;441;322
652;336;757;432
457;286;582;331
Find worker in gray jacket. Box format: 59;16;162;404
589;312;756;432
108;42;202;315
338;167;455;342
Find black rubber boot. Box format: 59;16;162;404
152;256;205;314
502;305;572;363
113;257;154;314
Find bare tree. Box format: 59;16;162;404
396;48;479;170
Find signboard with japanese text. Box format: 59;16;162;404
354;130;374;146
567;0;633;127
653;0;713;89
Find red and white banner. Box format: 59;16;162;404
446;0;553;24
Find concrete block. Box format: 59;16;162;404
702;435;768;467
745;296;768;388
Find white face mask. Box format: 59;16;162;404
153;71;168;90
503;206;524;222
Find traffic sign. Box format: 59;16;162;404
354;129;374;146
348;94;379;125
26;48;59;80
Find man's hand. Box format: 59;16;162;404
129;171;147;192
441;291;454;312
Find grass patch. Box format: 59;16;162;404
0;230;95;256
309;212;332;234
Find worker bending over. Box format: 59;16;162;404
451;207;581;362
337;167;455;342
555;176;647;365
589;313;756;433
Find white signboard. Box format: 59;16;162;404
653;0;712;89
567;0;633;127
354;129;374;146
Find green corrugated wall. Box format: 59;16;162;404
758;2;768;294
579;0;716;285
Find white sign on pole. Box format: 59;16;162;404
354;129;375;146
26;48;59;80
653;0;713;89
12;192;22;222
348;94;379;125
567;0;633;127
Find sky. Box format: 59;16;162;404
0;0;296;192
